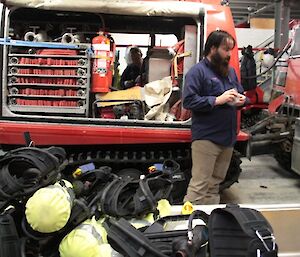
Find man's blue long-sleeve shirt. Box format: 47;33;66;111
183;58;244;147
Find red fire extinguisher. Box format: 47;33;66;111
91;32;115;93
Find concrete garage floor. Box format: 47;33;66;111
221;154;300;205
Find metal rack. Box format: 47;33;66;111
6;44;91;116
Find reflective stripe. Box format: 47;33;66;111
77;224;103;244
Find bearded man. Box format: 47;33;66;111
183;30;246;205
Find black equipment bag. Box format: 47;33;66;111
209;204;278;257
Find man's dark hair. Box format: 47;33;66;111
203;30;236;57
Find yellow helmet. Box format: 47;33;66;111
25;180;74;233
157;199;171;217
59;218;111;257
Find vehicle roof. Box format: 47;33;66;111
4;0;206;18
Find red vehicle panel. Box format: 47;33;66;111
0;121;248;146
285;58;300;106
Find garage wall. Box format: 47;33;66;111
236;28;274;49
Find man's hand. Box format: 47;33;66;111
124;80;134;89
135;73;146;84
215;89;238;106
234;93;246;106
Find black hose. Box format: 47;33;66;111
20;237;28;257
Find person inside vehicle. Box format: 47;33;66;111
120;46;145;89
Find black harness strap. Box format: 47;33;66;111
100;174;173;218
107;218;168;257
134;175;173;216
0;147;66;204
100;177;137;217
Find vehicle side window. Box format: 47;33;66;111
291;28;300;56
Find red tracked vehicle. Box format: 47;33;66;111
245;22;300;175
0;0;249;193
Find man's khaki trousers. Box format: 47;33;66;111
184;140;233;205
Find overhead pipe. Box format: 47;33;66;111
248;3;275;18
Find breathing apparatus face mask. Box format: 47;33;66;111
25;180;75;233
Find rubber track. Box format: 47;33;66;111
66;148;191;168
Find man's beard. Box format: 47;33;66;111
210;52;230;77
